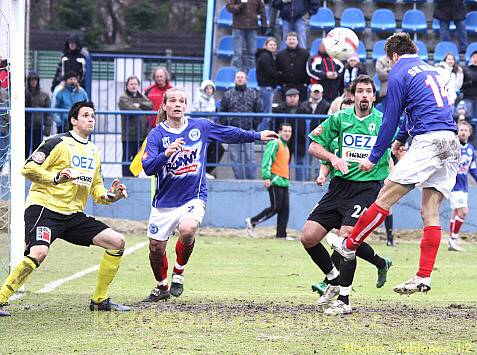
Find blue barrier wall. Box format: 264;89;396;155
86;178;477;232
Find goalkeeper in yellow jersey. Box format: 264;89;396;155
0;100;129;317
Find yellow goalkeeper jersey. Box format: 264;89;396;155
22;131;110;214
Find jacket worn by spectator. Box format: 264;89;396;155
51;35;87;92
193;80;216;113
434;0;466;22
272;0;320;22
307;51;344;102
462;63;477;100
276;46;309;85
226;0;267;30
220;85;262;130
144;81;173;128
375;55;391;98
255;48;282;88
273;101;310;156
118;90;152;143
25;71;52;136
53;83;88;128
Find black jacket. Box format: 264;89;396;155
272;0;320;22
273;101;311;156
434;0;466;22
276;47;310;85
255;48;281;87
462;64;477;100
51;34;87;91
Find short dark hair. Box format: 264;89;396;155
384;32;417;59
286;31;298;39
279;122;292;131
67;100;95;130
350;74;376;95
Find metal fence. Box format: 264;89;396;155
25;108;328;180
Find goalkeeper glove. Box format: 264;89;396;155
53;168;78;184
106;179;128;202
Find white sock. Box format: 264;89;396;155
339;285;352;296
326;267;339;281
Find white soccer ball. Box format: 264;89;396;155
323;27;359;61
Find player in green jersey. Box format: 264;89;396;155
300;75;391;315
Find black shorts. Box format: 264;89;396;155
308;177;382;231
24;205;109;255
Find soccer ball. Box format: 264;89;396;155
322;27;359;61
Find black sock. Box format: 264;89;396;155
339;257;357;288
330;250;341;270
356;242;386;269
337;295;349;305
385;215;393;241
305;243;333;275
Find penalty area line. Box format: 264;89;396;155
10;241;147;300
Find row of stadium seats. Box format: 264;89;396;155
217;6;477;34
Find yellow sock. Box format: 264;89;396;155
92;249;123;303
0;256;38;304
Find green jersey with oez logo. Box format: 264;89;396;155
309;107;390;182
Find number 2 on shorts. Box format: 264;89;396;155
351;204;367;218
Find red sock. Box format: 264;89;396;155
173;239;195;275
149;251;169;288
345;203;389;250
452;216;464;235
417;226;441;278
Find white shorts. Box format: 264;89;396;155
147;199;206;241
449;190;468;210
388;131;460;199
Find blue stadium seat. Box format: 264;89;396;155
247;68;258;89
310;7;335;31
403;0;427;3
465;42;477;62
256;36;267;49
340;8;366;32
371;9;396;33
357;41;366;61
466;11;477;34
401;10;427;33
432;19;456;33
373;74;381;97
310;38;322;56
217;6;232;28
215;66;237;91
465;0;477;4
217;36;234;59
434;41;459;63
216;99;221;111
372;40;386;61
415;40;429;62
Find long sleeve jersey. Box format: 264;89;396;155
452;142;477;193
369;54;457;165
142;117;261;208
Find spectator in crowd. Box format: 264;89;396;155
272;0;320;49
453;101;472;123
192;79;224;179
302;83;330;116
256;36;281;129
220;71;262;179
328;85;353;115
264;0;279;37
246;123;293;240
144;66;173;128
273;88;309;180
462;51;477;118
435;53;463;106
434;0;468;54
25;71;52;158
276;31;310;102
118;75;152;177
51;34;87;92
307;42;344;103
0;87;8;172
226;0;267;72
52;71;88;132
375;55;391;104
342;53;367;90
0;56;8;90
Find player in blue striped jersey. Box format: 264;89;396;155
141;88;278;301
448;121;477;252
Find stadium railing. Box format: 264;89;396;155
24;108;331;180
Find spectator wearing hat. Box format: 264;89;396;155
307;42;344;103
52;71;88;132
462;51;477;119
302;84;330;117
51;34;87;92
25;71;52;158
342;53;367;91
276;32;310;102
273;88;310;180
453;101;472;123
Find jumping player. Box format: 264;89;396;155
0;100;129;317
141;88;278;301
448;121;477;252
301;75;392;314
329;33;460;295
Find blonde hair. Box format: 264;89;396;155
458;120;473;134
156;88;188;125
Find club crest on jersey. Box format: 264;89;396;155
162;137;171;148
189;128;201;141
368;123;376;133
36;226;51;243
31;151;46;164
165;143;201;175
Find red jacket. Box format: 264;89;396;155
144;81;173;127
